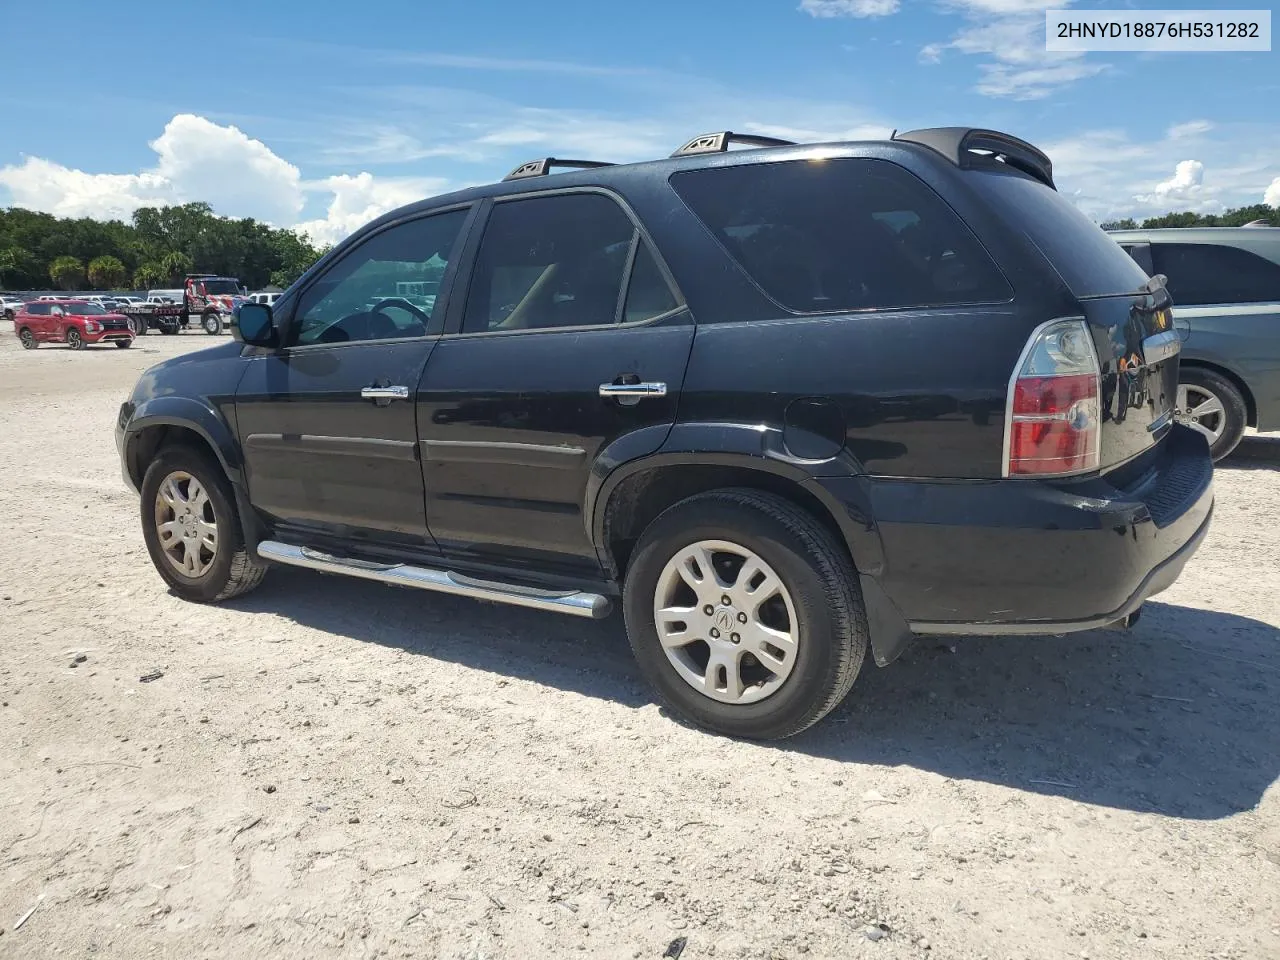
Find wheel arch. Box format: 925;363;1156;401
124;401;266;562
1180;358;1257;428
123;401;243;490
592;453;880;581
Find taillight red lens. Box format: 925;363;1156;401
1005;321;1101;478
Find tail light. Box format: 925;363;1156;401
1003;318;1101;478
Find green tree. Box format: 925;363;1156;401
49;255;85;290
87;254;128;290
160;250;194;284
1100;218;1137;231
133;261;168;289
0;245;41;289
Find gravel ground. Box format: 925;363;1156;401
1;328;1278;960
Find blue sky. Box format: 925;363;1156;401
2;0;1276;242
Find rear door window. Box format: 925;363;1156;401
1150;242;1280;306
969;169;1151;298
670;158;1011;313
463;192;678;332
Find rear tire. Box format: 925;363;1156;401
622;488;867;740
115;339;133;349
19;328;37;349
140;446;268;603
1179;367;1246;461
67;329;84;350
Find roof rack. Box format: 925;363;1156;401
670;131;797;158
891;127;1055;189
502;158;616;182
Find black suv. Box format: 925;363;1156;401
116;127;1214;739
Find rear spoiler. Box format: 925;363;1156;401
891;127;1055;190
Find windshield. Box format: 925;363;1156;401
67;302;106;315
967;168;1150;298
203;280;240;295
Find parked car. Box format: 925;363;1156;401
15;299;136;349
1;294;25;321
1111;226;1280;459
147;289;183;304
247;291;280;307
116;127;1212;740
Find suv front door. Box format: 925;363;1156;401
235;206;475;547
417;190;693;576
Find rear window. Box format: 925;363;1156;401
970;169;1150;298
670;158;1012;313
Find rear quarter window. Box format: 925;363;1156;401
969;169;1150;298
670;157;1012;313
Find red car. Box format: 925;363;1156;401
14;300;136;350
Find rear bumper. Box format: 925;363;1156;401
818;424;1214;636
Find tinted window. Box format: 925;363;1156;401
1151;242;1280;306
671;158;1011;312
26;303;48;316
970;169;1150;298
293;209;468;346
463;193;637;333
623;240;680;323
1119;243;1154;275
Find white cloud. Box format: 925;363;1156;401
0;114;304;223
740;121;891;143
1265;177;1280;208
1137;160;1208;205
1039;124;1280;221
0;157;169;220
1167;120;1214;140
912;0;1104;99
0;114;444;245
294;173;453;246
799;0;900;17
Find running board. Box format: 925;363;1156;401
256;541;612;619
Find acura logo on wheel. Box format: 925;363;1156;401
715;610;733;632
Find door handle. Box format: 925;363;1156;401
598;382;667;399
361;385;410;401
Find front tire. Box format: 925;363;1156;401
1178;368;1247;461
202;311;223;335
140;447;267;602
67;329;84;350
623;489;867;740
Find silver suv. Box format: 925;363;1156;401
1110;226;1280;459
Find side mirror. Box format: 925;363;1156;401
234;302;279;347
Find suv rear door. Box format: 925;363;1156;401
234;206;475;546
417;190;692;576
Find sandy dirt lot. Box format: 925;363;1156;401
1;327;1278;960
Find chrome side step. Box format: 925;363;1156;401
256;541;612;620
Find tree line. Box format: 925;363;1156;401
0;202;330;292
1100;203;1275;231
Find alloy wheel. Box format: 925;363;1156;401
652;539;799;705
153;470;219;578
19;329;36;349
1177;383;1226;444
